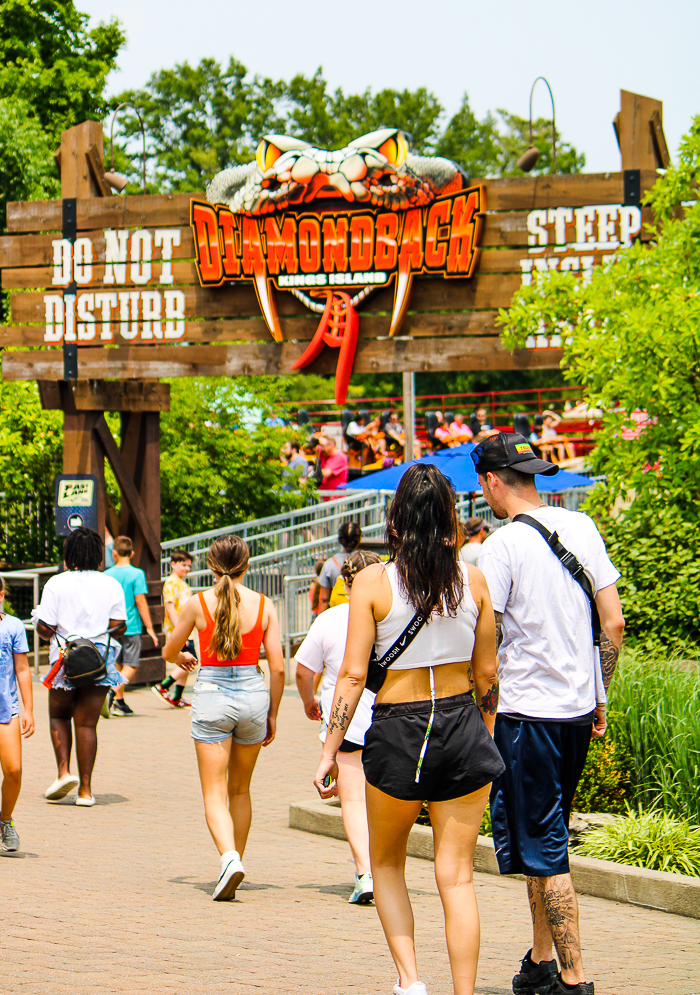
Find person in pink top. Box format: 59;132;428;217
434;411;456;447
318;435;349;499
450;414;473;445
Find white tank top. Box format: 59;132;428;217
374;562;479;670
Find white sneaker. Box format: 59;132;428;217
393;983;428;995
75;795;96;807
213;850;245;901
45;774;80;800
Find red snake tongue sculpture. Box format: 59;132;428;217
290;292;359;405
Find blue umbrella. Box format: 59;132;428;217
341;442;594;493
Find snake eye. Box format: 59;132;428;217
378;132;408;168
256;139;283;173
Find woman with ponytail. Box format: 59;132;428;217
163;535;284;901
313;464;504;995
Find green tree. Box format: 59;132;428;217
0;98;59;231
116;60;585;193
0;1;124;147
498;116;700;647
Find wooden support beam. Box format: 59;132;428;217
618;90;664;171
37;379;170;412
85;143;114;198
649;109;671;168
93;415;161;562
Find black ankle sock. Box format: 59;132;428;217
558;980;580;991
171;684;184;701
161;676;175;690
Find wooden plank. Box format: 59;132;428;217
2;339;564;381
85;143;114;198
93;416;161;560
649;109;670;169
61;121;105;200
0;229;194;269
72;380;170;412
0;310;502;348
9;274;523;325
6;172;661;232
3;259;197;289
619;90;664;171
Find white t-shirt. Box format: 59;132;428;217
294;603;375;745
478;506;619;720
33;570;127;664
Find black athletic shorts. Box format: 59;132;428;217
490;715;592;877
338;737;363;753
362;691;505;802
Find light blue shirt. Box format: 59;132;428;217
105;565;148;635
0;614;29;724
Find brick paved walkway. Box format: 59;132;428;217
2;680;699;994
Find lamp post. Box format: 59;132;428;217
104;102;147;194
517;77;557;174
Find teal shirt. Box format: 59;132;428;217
105;564;148;635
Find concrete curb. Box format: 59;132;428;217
289;799;700;920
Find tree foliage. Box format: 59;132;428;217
499;117;700;647
0;1;124;147
114;59;584;193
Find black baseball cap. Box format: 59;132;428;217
470;432;559;476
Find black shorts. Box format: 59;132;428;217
490;715;592;877
362;691;505;802
338;737;363;754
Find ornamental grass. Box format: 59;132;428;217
607;651;700;823
575;807;700;877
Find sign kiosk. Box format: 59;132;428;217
54;474;99;536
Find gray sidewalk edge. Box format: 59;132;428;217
289;799;700;920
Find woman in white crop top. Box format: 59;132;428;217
314;464;504;995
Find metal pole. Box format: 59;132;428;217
33;573;40;675
283;576;291;685
403;372;415;460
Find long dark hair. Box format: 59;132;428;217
385;464;463;618
207;535;250;660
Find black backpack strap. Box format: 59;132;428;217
513;513;601;647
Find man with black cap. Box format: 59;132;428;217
472;433;625;995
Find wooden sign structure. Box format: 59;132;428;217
0;90;668;679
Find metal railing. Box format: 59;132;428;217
161;490;393;584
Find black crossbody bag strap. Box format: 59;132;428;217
513;513;601;647
365;611;427;692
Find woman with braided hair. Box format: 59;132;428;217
163;534;284;901
34;528;127;806
295;549;382;906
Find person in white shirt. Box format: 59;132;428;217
459;517;490;566
473;433;625;995
295;550;382;906
34;528;126;807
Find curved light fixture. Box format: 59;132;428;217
517;77;557;174
107;102;147;194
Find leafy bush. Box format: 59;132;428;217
575;807;700;877
573;738;631;815
607;652;700;823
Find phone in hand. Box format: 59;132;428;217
322;774;333;788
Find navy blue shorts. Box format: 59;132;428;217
490;715;591;877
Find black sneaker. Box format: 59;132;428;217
513;950;558;995
113;698;134;716
551;977;594;995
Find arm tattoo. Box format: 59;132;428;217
327;695;350;735
479;681;499;715
599;631;619;690
494;610;503;650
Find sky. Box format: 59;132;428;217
82;0;697;173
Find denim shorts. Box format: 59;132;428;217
191;666;269;745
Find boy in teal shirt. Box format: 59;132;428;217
105;536;158;715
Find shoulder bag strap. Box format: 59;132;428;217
369;611;427;676
512;513;601;646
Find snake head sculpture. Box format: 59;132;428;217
206;128;467;215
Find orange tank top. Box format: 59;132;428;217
198;591;265;667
